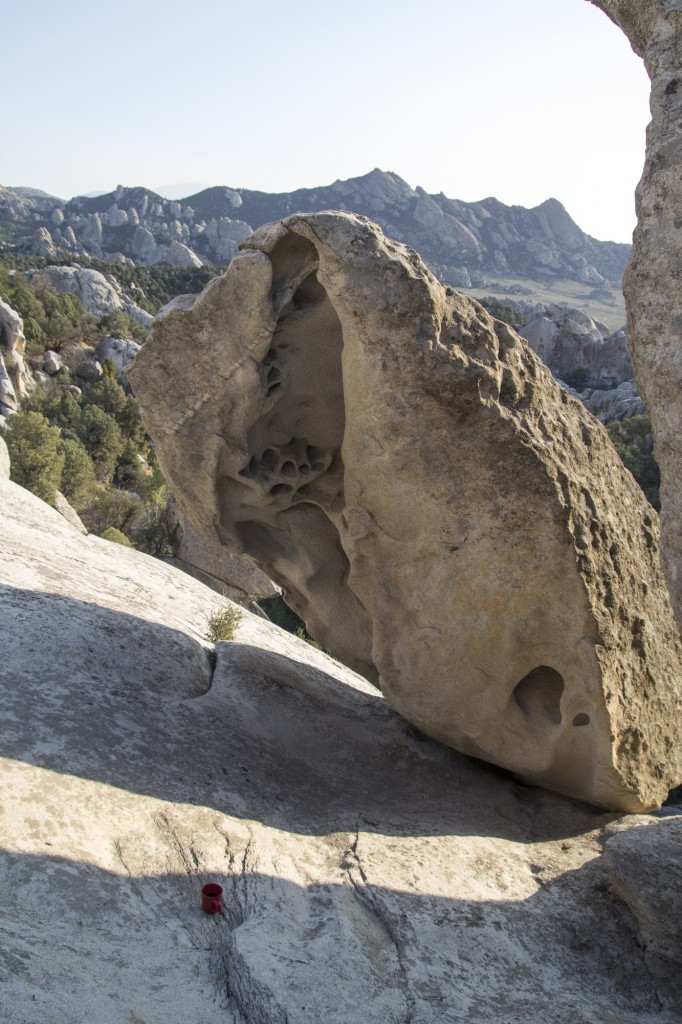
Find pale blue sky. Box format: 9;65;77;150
4;0;648;242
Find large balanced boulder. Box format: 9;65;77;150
589;0;682;629
130;212;682;812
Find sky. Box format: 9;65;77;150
4;0;649;243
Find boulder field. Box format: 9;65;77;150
0;475;680;1023
131;212;682;812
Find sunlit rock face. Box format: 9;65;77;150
590;0;682;629
131;212;682;811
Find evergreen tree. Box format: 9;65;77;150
2;411;64;505
58;436;96;507
76;405;123;482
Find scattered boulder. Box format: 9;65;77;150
43;349;63;376
589;0;682;628
73;356;102;382
131;212;682;812
94;335;141;378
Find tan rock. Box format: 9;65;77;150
130;212;682;811
53;489;88;534
167;497;279;603
0;473;679;1023
0;296;33;402
0;434;9;478
603;818;682;1010
589;0;682;628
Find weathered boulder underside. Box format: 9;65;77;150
589;0;682;629
131;212;682;811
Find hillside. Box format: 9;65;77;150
0;170;629;312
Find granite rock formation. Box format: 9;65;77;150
589;0;682;627
0;296;33;413
0;434;9;477
24;266;153;329
579;379;647;423
1;473;681;1023
0;172;629;290
94;335;142;379
518;307;632;388
131;212;682;811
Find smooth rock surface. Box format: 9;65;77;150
589;0;682;628
1;474;680;1024
131;211;682;812
603;818;682;1009
53;489;88;533
0;435;9;477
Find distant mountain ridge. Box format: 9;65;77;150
0;169;629;292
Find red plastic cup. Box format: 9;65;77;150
201;883;223;914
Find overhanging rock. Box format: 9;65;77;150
130;212;682;811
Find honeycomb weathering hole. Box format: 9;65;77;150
514;666;564;726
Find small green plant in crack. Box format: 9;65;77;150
295;625;322;651
206;604;243;642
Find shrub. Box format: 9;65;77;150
58;436;96;507
295;625;322;650
607;415;660;510
206;604;242;642
101;527;133;547
114;439;145;490
76;405;123;481
83;375;128;420
479;297;525;328
78;486;141;536
563;367;591;391
127;490;176;557
98;310;147;343
2;410;64;505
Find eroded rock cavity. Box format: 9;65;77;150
130;212;682;811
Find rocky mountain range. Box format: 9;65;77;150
1;169;630;292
